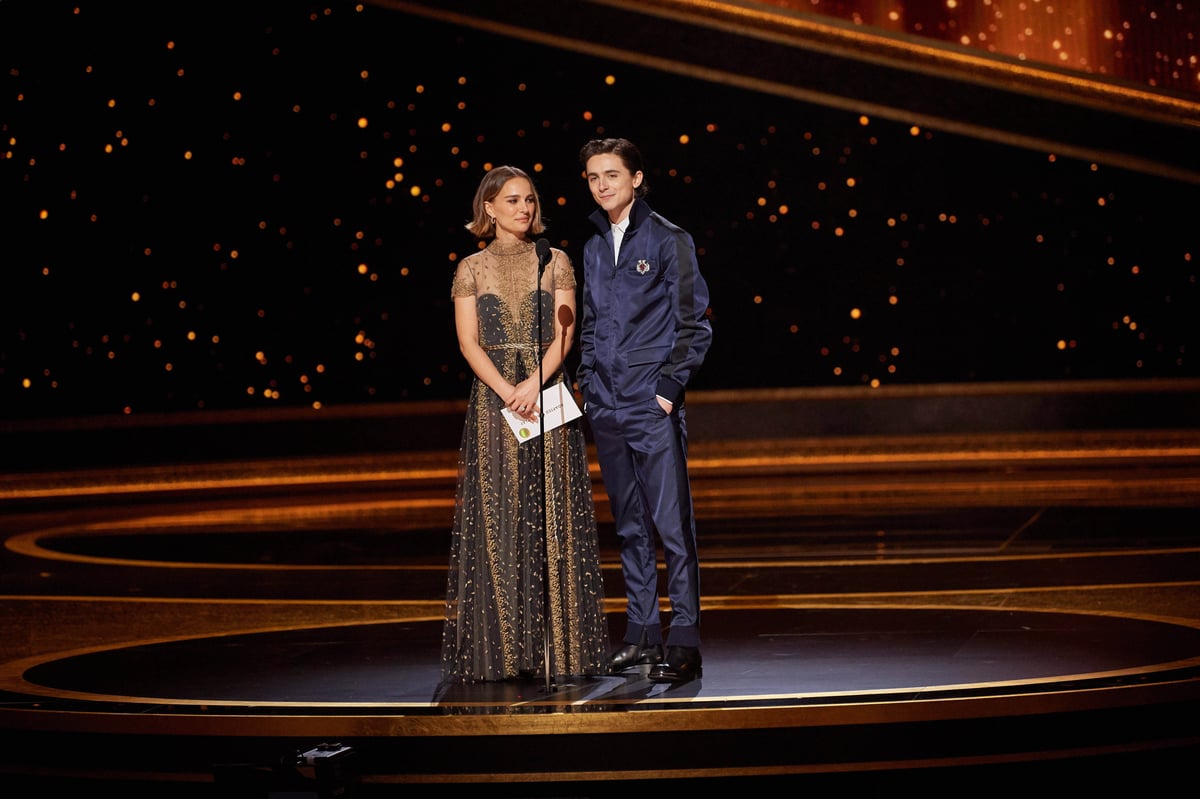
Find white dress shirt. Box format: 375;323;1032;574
612;218;628;263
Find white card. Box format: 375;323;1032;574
500;384;583;442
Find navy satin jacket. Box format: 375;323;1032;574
577;198;712;411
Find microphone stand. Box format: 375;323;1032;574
534;239;555;694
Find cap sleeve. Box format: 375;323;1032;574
551;249;575;291
451;259;476;299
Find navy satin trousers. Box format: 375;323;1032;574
588;399;701;649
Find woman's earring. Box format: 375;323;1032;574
488;216;495;225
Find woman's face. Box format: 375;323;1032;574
485;177;536;239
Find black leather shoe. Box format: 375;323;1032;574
647;646;702;684
607;643;664;674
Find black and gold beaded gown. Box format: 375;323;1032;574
440;239;608;683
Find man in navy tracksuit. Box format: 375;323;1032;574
576;138;713;684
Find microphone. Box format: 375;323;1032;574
531;235;554;691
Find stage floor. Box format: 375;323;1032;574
3;421;1200;794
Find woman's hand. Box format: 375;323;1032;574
508;377;541;420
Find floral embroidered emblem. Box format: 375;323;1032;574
636;260;650;275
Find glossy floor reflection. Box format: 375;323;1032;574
2;396;1200;794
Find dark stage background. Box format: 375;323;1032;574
2;0;1198;422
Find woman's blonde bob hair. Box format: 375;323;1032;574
464;165;547;239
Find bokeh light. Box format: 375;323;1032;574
0;0;1196;420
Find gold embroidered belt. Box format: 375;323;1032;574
482;342;549;351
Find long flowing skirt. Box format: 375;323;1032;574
439;378;608;683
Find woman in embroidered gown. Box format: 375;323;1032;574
440;165;608;683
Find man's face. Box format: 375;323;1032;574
585;152;642;222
